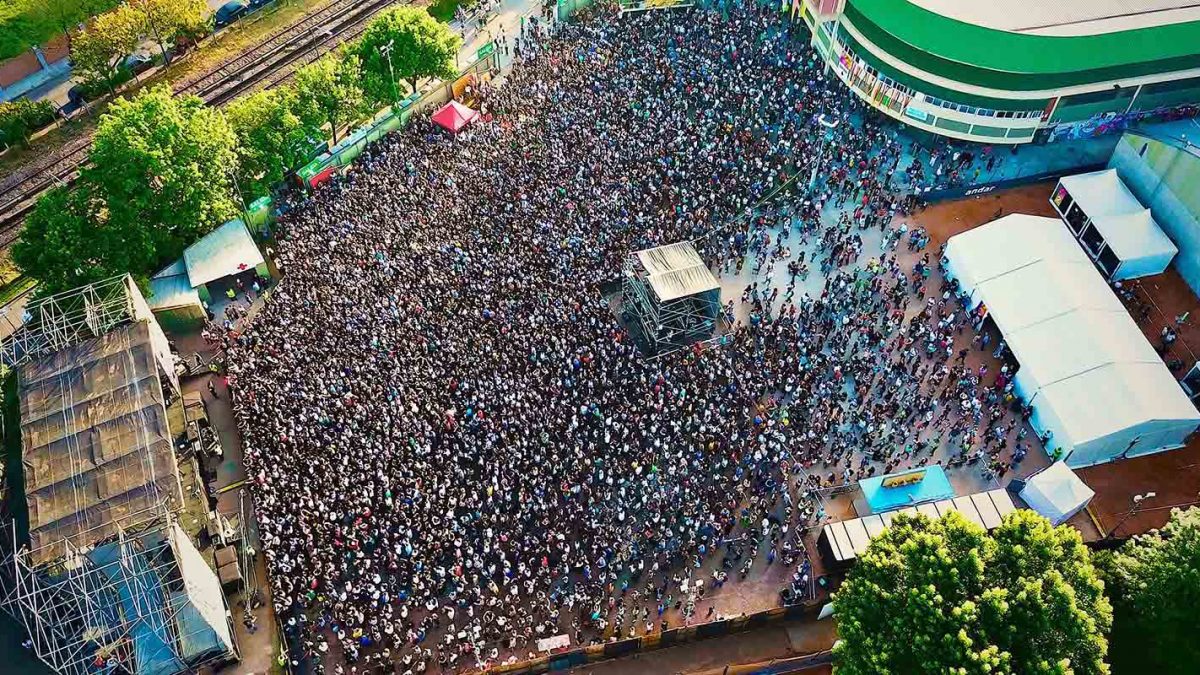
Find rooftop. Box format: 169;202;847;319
634;241;721;302
19;319;183;564
843;0;1200;90
908;0;1200;37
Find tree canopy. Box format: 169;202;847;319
225;88;321;199
0;98;56;148
356;6;460;102
833;509;1112;675
126;0;208;63
69;5;142;93
87;85;239;259
15;85;239;294
293;51;367;145
1097;507;1200;675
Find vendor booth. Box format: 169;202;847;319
432;100;479;134
1051;169;1177;280
819;489;1016;567
1018;462;1094;525
944;214;1200;468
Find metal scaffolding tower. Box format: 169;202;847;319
621;242;723;355
0;515;237;675
0;276;232;675
0;275;148;371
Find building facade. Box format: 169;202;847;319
796;0;1200;144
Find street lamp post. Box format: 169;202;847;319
1108;491;1157;539
809;113;840;191
379;40;399;103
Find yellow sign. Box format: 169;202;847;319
882;470;926;488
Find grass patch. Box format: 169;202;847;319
427;0;466;23
0;275;35;307
0;0;120;60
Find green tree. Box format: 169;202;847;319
0;99;57;148
833;509;1112;675
69;5;142;95
356;6;460;103
127;0;208;64
12;183;151;294
86;85;239;264
224;87;319;199
293;52;366;145
1097;507;1200;675
25;0;122;49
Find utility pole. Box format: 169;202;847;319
379;40;399;103
1107;491;1156;539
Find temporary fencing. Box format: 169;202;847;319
468;601;823;675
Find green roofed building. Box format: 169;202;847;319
796;0;1200;144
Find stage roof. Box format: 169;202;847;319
634;242;720;302
822;489;1017;563
19;319;182;564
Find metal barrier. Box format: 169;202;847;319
469;601;824;675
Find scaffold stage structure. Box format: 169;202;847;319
621;242;722;355
0;276;234;675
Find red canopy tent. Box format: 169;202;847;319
431;101;480;133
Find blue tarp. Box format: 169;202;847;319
88;537;187;675
860;466;955;513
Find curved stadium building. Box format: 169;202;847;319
798;0;1200;143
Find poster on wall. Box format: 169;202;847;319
1052;184;1070;208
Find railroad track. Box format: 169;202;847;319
0;0;400;245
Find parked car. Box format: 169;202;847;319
214;0;249;29
248;0;276;9
123;53;154;75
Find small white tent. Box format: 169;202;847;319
1019;462;1095;525
944;214;1200;468
1052;169;1177;280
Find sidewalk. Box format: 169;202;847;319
452;0;552;71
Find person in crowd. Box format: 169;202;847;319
224;4;1035;671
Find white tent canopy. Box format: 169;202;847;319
1019;462;1094;525
1054;169;1177;280
944;214;1200;468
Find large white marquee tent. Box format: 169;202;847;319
944;214;1200;468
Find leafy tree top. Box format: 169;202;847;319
86;84;238;259
1098;507;1200;675
356;6;461;102
833;509;1112;675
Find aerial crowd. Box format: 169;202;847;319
225;3;1041;673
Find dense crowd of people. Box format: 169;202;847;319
225;3;1041;672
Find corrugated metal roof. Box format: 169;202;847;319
634;242;720;302
148;261;202;311
821;490;1018;562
